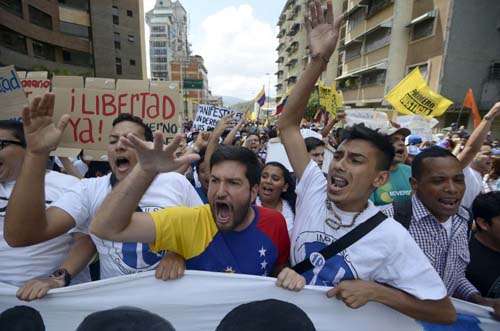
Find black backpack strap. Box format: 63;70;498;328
292;211;387;275
393;197;413;229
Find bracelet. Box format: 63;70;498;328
51;268;72;287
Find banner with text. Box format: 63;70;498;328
18;71;51;102
318;81;343;117
345;109;391;130
193;104;243;131
0;66;28;119
0;271;497;331
52;77;182;150
395;115;439;141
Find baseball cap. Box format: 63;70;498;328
406;134;422;146
216;299;316;331
381;127;411;137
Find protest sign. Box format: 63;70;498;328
385;68;452;118
20;71;51;102
318;81;343;117
266;138;293;172
345;109;391;130
192;104;243;131
0;66;28;119
395;115;439;142
0;271;498;331
52;77;182;151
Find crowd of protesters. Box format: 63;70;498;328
1;1;500;329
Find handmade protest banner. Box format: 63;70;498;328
345;109;391;130
385;68;452;118
52;77;182;151
395;115;439;142
0;66;28;119
318;81;343;117
192;104;243;131
20;71;51;102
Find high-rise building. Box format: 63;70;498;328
275;0;343;104
146;0;190;81
0;0;147;79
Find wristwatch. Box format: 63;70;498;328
50;268;72;287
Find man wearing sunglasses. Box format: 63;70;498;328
0;119;92;296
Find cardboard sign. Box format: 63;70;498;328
20;71;51;102
0;66;29;119
395;115;439;142
52;77;182;151
345;109;391;130
192;104;243;131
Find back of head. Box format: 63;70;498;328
76;307;175;331
340;124;395;171
304;137;325;152
210;145;261;186
412;146;457;180
0;305;45;331
472;191;500;227
0;120;26;147
216;299;315;331
112;114;153;142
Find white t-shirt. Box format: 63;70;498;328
462;167;484;210
0;171;90;287
256;197;295;235
291;161;447;300
51;172;203;280
441;218;453;240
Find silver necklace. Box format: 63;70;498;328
325;200;362;230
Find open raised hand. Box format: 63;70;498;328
120;132;200;174
22;93;70;155
305;0;343;63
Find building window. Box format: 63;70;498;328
338;77;360;90
367;0;392;18
60;21;89;38
130;59;136;66
115;57;122;75
62;49;92;67
112;6;119;25
0;25;27;54
361;70;386;86
345;43;362;62
29;5;53;30
408;63;429;79
114;32;121;49
58;0;89;11
32;40;55;61
347;8;365;32
364;27;391;53
411;19;434;41
127;10;133;17
128;34;135;43
1;0;23;17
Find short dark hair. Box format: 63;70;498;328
0;120;26;147
210;145;261;187
412;146;457;180
340;124;394;171
0;305;45;331
304;137;325;152
472;192;500;229
112;114;153;142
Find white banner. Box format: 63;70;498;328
345;109;391;130
396;115;439;142
192;104;243;131
1;271;497;331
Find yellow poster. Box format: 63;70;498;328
318;81;343;117
385;68;452;117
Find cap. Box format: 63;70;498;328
381;127;411;137
406;134;422;146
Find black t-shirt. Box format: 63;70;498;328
466;235;500;298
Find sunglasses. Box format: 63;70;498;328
0;139;25;150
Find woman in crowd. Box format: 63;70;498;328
256;162;296;235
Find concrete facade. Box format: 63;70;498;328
170;55;210;108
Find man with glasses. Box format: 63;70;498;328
0;119;92;294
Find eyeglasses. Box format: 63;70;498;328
0;139;25;150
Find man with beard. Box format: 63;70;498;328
384;147;500;311
90;141;296;289
5;94;202;301
275;0;455;324
370;127;412;206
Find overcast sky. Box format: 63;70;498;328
143;0;284;100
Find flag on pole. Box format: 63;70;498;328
318;81;343;117
254;87;266;107
385;68;452;118
463;88;481;128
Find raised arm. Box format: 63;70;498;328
223;118;245;145
4;94;75;247
278;0;342;179
457;102;499;169
90;133;199;243
200;115;232;173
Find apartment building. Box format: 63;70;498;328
170;55;210;107
336;0;500;128
275;0;343;104
146;0;190;81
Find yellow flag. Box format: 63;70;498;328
385;68;452;117
318;81;343;117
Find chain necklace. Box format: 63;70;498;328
325;200;362;230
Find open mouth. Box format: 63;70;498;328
115;157;130;172
330;175;349;193
215;201;232;224
260;185;274;196
437;198;460;209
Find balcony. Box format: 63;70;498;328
360;85;385;101
287;23;300;37
344;0;369;16
342;88;360;103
